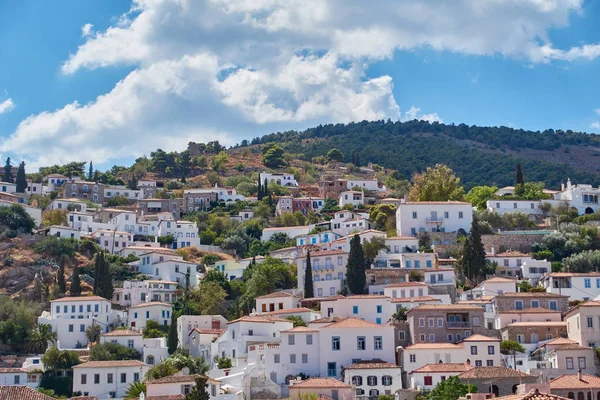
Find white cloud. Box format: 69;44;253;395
595;108;600;115
0;99;14;115
4;0;597;166
403;106;442;123
591;121;600;130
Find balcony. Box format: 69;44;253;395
425;217;444;223
447;321;471;329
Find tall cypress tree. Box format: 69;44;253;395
70;266;82;296
463;218;488;281
263;179;269;198
15;162;26;193
3;158;13;183
304;251;314;298
93;252;101;295
167;311;178;354
57;256;67;294
257;178;262;200
346;235;367;294
514;163;524;197
88;161;94;181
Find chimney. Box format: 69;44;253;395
578;369;582;381
405;273;410;282
561;182;565;191
491;246;495;256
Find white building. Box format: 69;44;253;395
260;172;298;187
157;219;201;249
347;179;384;192
409;363;472;391
558;179;600;214
395;201;473;237
100;329;169;366
275;196;293;215
460;277;517;301
104;186;141;201
93;230;135;254
145;374;223;399
178;315;228;355
343;360;402;399
0;368;42;389
72;360;148;399
214;259;246;281
296;250;349;298
565;300;600;348
296;231;342;247
486;199;561;216
321;295;392;325
38;296;116;349
338;191;365;209
127;302;173;331
261;226;310;242
48;225;81;240
540;272;600;301
0;201;42;226
137;255;201;288
48;198;88;212
112;280;178;307
256;291;301;313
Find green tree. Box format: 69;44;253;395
25;324;57;353
57;256;67;294
3;157;13;183
0;204;36;232
42;346;80;370
185;375;210;400
214;355;232;369
304;251;314;298
180;150;191;181
346;235;367;294
188;282;228;316
125;381;146;399
93;251;113;300
462;218;488;281
167;311;178;355
90;342;141;361
42;209;68;228
362;236;388;269
285;316;307;327
70;265;82;296
88;161;94;181
326;148;344;163
426;375;476;400
263;145;286;168
417;232;432;251
514;163;524;196
15;161;27;193
85;324;102;344
408;164;465;202
466;185;498;210
500;340;525;369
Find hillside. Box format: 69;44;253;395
248;120;600;189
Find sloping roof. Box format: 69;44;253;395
50;295;108;302
320;317;385;329
501;308;560;314
460;334;500;342
489;251;530;257
549;374;600;389
129;301;172;309
495;390;570;400
281;326;320;333
496;292;567;298
410;363;472;373
458;366;533;379
260;307;314;316
391;296;441;303
345;360;399;370
289;378;351;389
547;272;600;277
565;300;600;317
404;343;462;350
228;315;291;324
0;386;56;400
384;282;429;288
407;304;482;312
188;328;225;336
480;277;517;284
308;316;345;324
542;337;578;346
256;291;294;299
505;321;566;327
102;329;142;337
148;374;220;385
73;360;147;368
343;295;390;300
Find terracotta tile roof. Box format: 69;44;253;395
458;366;533;379
261;307;314;316
384;282;428;288
0;368;26;373
145;395;185;400
73;360;147;368
460;334;500;342
343;295;390;299
0;386;56;400
297;249;348;257
256;291;294;299
129;301;172;309
407;304;482;312
345;360;399;370
308;316;345;324
501;308;560;314
404;343;462;350
281;326;320;333
549;344;593;351
547;272;600;277
565;300;600;317
401;201;471;205
289;377;351;389
481;277;517;284
542;338;578;346
188;328;225;336
496;292;568;298
149;374;219;384
504;321;566;327
386;236;418;240
549;374;600;389
228;315;291;324
50;295;108;302
495;390;570;400
70;397;99;400
410;363;472;373
102;329;142;337
391;296;441;303
320;317;386;329
488;251;530;257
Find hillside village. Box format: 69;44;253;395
3;140;600;400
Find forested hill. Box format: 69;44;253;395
248;120;600;189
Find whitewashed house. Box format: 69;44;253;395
256;291;301;313
338;190;365;209
127;302;173;331
395;201;473;237
541;272;600;301
321;295;393;324
112;280;178;307
72;360;148;399
178;315;228;353
260;172;298;187
343;360;402;399
296;250;349;298
48;225;81;240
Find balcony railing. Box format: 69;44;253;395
425;217;444;223
447;321;471;328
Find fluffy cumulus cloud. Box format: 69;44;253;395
0;99;15;115
3;0;598;166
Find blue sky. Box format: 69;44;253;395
1;0;600;170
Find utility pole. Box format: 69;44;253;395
111;227;117;255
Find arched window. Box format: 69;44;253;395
82;184;88;191
352;376;363;386
367;376;377;386
382;376;392;386
93;185;98;192
195;198;200;205
578;393;585;400
72;184;77;191
491;385;499;396
146;355;155;365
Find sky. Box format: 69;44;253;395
1;0;600;171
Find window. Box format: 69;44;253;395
458;211;464;219
290;354;296;363
367;376;378;386
332;337;340;350
475;360;482;367
376;305;382;313
588;317;594;328
517;334;524;344
302;354;308;363
473;317;480;326
549;300;557;311
424;376;433;386
585;278;591;288
486;360;494;366
81;374;87;384
382;376;392;386
471;346;478;355
420;334;426;342
121;373;127;383
274;354;280;364
426;260;432;268
288;334;295;345
13;376;19;384
94;374;100;384
412;212;417;219
566;357;574;370
68;324;73;332
353;306;359;314
399;331;405;340
352;376;363;386
488;346;495;355
428;318;434;328
327;362;336;377
374;336;382;350
429;334;435;342
515;300;523;310
357;336;366;350
578;357;586;369
438;318;444;328
306;334;313;345
419;318;425;327
531;300;539;308
409;354;416;363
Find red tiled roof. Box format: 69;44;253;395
0;368;25;373
149;374;220;385
102;329;142;337
460;334;500;342
188;328;225;336
410;363;472;373
384;282;429;288
500;308;560;314
73;360;146;368
345;360;399;370
129;302;172;309
495;390;570;400
256;291;294;299
343;295;390;299
308;317;345;324
320;317;386;329
289;378;351;389
458;366;533;379
0;386;57;400
407;304;482;312
260;307;314;316
404;343;462;350
391;296;440;303
50;295;108;302
281;326;319;333
496;292;568;298
549;374;600;389
228;315;291;324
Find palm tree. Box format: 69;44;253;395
25;324;58;354
125;381;146;399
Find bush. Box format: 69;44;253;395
0;204;36;232
90;343;142;361
33;236;77;257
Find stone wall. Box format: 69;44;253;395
482;234;548;254
494;296;569;313
501;325;567;343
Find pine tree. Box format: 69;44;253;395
57;256;67;294
70;266;82;296
93;169;99;182
15;162;26;193
3;158;13;183
264;178;269;199
304;251;314;298
167;311;178;355
185;375;210;400
346;234;367;294
257;178;262;200
462;218;488;281
514;163;524;196
88;161;93;181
